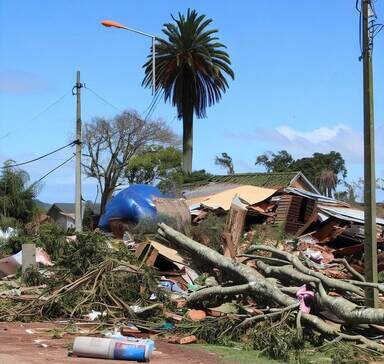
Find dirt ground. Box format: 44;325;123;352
0;322;222;364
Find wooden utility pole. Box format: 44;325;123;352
74;71;83;232
362;0;378;307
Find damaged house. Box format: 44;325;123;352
183;171;384;273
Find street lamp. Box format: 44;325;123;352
101;20;157;95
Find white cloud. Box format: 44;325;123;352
224;123;384;165
276;124;351;144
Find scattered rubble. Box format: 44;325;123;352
1;184;384;363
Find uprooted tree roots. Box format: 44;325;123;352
157;223;384;355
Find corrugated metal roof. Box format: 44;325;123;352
318;206;384;226
284;187;350;207
210;172;300;188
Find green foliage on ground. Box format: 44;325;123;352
176;315;383;364
22;265;47;287
54;231;113;276
0;226;171;322
322;341;381;364
191;213;226;253
250;320;305;361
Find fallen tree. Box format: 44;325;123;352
157;223;384;353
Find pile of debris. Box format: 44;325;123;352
1;182;384;363
186;183;384;272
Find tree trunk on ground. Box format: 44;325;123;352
182;104;193;174
157;223;384;335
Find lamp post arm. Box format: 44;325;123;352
122;26;156;39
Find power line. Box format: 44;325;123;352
34;154;75;184
2;90;72;139
84;86;123;113
143;89;164;121
26;90;72;124
1;141;76;169
84;83;164;122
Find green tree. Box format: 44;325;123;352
125;146;182;185
215;152;234;174
255;150;294;172
0;161;39;223
293;151;347;186
255;150;347;192
157;169;212;194
143;9;234;174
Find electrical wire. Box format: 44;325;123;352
85;83;163;122
1;141;76;169
34;154;75;184
26;91;72;124
143;89;164;121
84;86;123;113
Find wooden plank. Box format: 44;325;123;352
222;195;247;258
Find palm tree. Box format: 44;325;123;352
143;9;234;174
317;169;338;198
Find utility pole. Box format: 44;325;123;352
362;0;378;307
74;71;83;232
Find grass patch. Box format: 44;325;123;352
194;344;334;364
191;344;283;364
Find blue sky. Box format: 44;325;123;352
0;0;383;203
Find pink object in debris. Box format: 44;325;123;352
36;248;53;266
0;247;53;278
296;284;314;313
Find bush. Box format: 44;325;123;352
0;215;20;230
250;321;304;361
34;223;67;262
55;231;115;276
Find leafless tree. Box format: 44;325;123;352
82;110;178;214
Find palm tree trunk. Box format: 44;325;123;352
182;104;193;174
